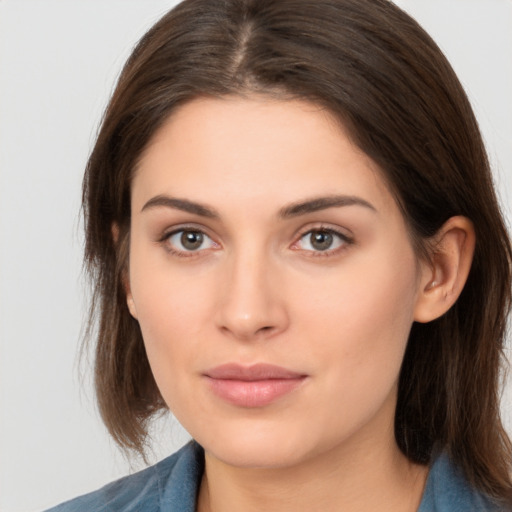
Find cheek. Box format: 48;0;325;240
300;244;419;385
128;245;216;394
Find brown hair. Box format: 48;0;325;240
83;0;512;503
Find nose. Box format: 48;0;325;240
214;248;289;341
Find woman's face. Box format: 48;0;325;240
127;96;429;469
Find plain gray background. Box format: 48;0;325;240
0;1;511;511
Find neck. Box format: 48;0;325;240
196;416;428;512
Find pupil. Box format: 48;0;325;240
311;231;333;251
181;231;203;250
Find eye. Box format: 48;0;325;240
295;229;351;253
165;229;218;253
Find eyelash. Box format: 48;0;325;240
158;225;354;258
292;226;354;257
159;225;219;258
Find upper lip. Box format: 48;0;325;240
204;363;306;381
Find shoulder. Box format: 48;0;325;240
418;451;508;512
44;441;204;512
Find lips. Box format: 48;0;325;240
203;363;308;407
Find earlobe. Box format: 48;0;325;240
123;265;138;320
112;222;138;319
124;271;138;319
414;216;475;323
126;293;138;319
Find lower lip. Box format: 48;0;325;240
205;377;307;407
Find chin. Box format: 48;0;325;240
189;420;304;468
190;417;327;469
207;438;309;469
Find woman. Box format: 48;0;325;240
47;0;512;510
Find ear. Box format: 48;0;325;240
112;222;138;320
414;216;475;323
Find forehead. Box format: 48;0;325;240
132;95;398;218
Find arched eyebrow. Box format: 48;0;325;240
279;195;377;218
141;195;220;218
140;194;377;218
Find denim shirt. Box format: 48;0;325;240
45;441;503;512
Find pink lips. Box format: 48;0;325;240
203;363;307;407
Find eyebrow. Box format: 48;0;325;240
140;194;377;218
279;195;377;218
141;195;220;218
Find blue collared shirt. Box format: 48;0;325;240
45;441;504;511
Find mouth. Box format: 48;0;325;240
203;363;308;408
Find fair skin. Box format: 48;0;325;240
124;96;475;512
